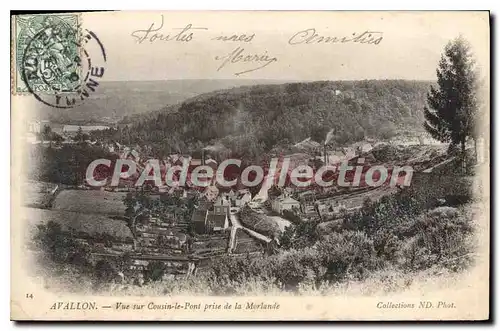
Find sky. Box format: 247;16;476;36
78;11;489;82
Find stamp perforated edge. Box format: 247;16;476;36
10;12;83;97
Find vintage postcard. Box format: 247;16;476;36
10;11;490;321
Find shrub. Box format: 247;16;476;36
344;190;429;238
278;219;319;250
278;225;295;250
282;209;302;224
207;255;257;284
33;221;93;271
317;231;381;282
143;261;166;282
372;229;402;262
316;219;343;237
94;260;117;283
264;247;325;290
401;207;474;271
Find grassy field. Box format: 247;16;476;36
23;207;133;241
52;190;127;216
22;181;59;208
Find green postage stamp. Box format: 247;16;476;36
12;13;81;94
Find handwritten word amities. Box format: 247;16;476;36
289;29;383;45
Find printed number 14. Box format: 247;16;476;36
26;293;33;299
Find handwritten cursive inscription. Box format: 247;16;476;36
214;47;278;76
131;15;208;44
289;29;383;45
212;33;255;42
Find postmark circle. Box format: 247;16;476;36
21;24;106;109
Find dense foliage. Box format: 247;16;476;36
33;187;475;294
95;80;430;160
424;36;480;155
27;144;118;185
206;192;474;293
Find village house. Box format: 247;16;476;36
324;150;349;165
319;147;358;165
209;195;230;232
206;212;229;233
353;142;373;155
27;120;42;133
341;147;358;160
190;158;203;167
271;194;300;214
216;189;252;208
191;193;231;234
202;185;219;202
103;141;127;154
191;208;230;234
121;147;141;162
205;157;218;169
214;194;231;214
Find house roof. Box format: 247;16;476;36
293;137;321;150
277;196;299;204
236;191;251;199
203;186;219;198
197;199;213;211
190;159;203;166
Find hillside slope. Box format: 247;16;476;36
34;79;291;124
104;80;432;159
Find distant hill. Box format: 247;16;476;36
103;80;432;159
33;79;292;124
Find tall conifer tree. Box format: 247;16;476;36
424;36;478;161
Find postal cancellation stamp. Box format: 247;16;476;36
13;14;80;94
12;13;106;108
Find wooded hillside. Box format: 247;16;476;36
95;80;432;159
